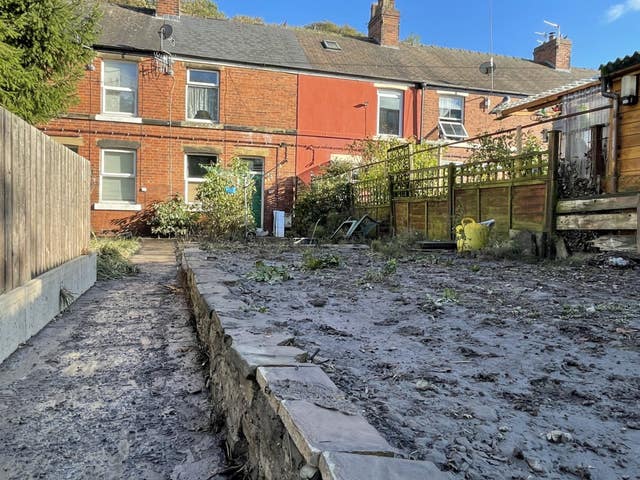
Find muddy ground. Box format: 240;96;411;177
0;240;229;480
206;241;640;480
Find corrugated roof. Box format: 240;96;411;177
493;77;600;116
600;51;640;77
96;4;596;96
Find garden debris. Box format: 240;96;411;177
546;430;574;443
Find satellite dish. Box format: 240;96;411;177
479;61;496;75
159;24;173;40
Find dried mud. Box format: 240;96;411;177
0;242;228;480
207;242;640;480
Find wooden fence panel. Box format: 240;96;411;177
512;184;547;232
480;187;510;237
0;107;90;294
427;200;450;240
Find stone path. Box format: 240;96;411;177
0;239;227;480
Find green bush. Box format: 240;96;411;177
302;251;341;270
196;159;256;239
294;162;353;238
148;196;198;238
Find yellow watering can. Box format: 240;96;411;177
455;217;493;252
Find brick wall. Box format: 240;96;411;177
43;56;297;234
533;37;572;70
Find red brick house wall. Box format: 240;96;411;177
44;55;297;233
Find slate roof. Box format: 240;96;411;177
97;4;596;96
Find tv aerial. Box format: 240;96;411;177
479;60;496;75
154;23;175;75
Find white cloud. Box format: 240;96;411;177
606;0;640;22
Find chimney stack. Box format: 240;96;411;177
368;0;400;48
156;0;179;17
533;35;572;70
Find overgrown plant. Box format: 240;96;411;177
148;195;198;238
302;251;341;270
196;159;256;239
293;161;353;238
90;237;140;280
247;261;291;283
469;132;542;163
363;258;398;283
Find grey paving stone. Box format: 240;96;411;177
217;314;275;334
319;452;452;480
229;331;294;348
229;344;308;379
256;366;341;411
278;399;397;467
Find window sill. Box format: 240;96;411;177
95;114;143;124
94;203;142;211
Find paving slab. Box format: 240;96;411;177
319;452;452;480
227;331;294;348
278;399;398;467
256;366;353;414
229;344;309;378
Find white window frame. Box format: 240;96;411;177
438;94;468;140
377;89;403;138
101;60;138;117
184;153;218;204
98;149;137;207
186;69;220;123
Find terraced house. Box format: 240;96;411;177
42;0;595;233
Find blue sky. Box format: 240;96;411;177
215;0;639;69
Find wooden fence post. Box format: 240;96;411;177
388;174;394;235
447;163;456;240
545;130;561;236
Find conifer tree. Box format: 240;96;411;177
0;0;100;123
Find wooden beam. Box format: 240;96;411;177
556;212;637;230
590;234;637;252
556;194;640;213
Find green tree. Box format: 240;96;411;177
181;0;225;18
196;159;256;239
402;33;421;46
293;161;353;238
304;21;362;37
469;132;542;163
0;0;101;123
232;15;265;25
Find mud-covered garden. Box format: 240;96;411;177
195;239;639;479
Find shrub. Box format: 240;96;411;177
90;237;140;280
293;161;353;238
302;251;341;270
148;196;198;238
196;159;256;239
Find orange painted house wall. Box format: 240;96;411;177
296;75;419;182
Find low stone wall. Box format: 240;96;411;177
181;248;451;480
0;253;97;364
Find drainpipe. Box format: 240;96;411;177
601;75;619;193
416;82;427;144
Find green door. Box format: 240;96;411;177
243;158;264;229
251;172;263;228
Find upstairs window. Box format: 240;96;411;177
100;149;136;203
438;95;468;140
377;89;403;137
103;61;138;115
187;70;219;122
185;154;217;203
